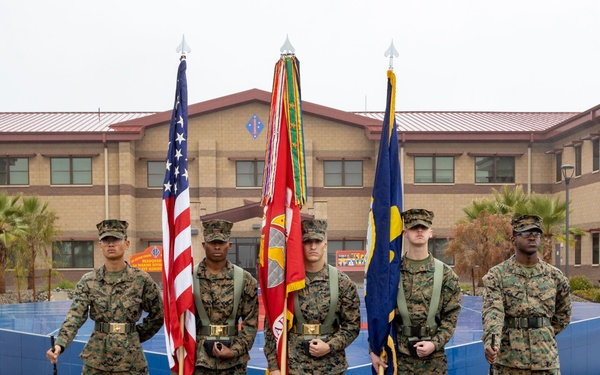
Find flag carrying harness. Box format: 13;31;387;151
396;258;444;341
192;264;244;339
292;265;339;339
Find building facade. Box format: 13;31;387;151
1;89;599;286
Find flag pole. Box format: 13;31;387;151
281;303;288;375
178;314;185;375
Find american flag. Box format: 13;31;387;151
161;58;196;375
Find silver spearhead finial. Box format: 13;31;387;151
176;34;191;57
384;40;399;69
280;34;295;55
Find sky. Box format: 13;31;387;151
2;0;600;114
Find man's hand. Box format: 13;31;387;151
370;351;388;372
414;341;435;357
307;338;331;358
485;345;499;365
212;341;235;360
46;345;62;364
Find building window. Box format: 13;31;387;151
414;156;454;183
430;238;454;265
574;234;581;266
575;146;582;176
51;157;92;185
236;160;264;187
555;153;563;182
324;160;363;187
328;239;364;267
53;241;94;268
475;156;515;183
148;161;165;188
593;138;599;172
0;157;29;185
593;233;599;265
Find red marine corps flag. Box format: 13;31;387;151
162;38;196;375
259;38;307;374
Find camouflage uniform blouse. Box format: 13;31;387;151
395;254;462;357
55;263;164;372
194;260;258;370
264;265;361;374
482;256;572;370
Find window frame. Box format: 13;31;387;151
414;155;455;183
147;160;165;188
474;156;515;183
235;159;265;188
323;160;363;187
555;152;563;183
593;138;599;172
575;145;582;176
0;157;29;185
574;234;581;266
429;237;454;265
53;240;94;268
50;157;92;185
593;233;599;266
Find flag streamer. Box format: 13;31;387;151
364;69;403;375
259;54;307;372
162;59;196;375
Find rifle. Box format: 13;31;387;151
488;333;497;375
50;335;57;375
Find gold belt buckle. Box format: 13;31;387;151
109;323;127;333
303;323;321;335
210;324;228;337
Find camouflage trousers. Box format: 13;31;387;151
491;364;560;375
397;353;448;374
82;364;148;374
193;363;247;375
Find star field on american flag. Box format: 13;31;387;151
163;101;189;198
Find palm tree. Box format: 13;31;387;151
463;185;529;220
16;196;61;301
0;192;27;294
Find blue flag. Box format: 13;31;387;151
365;69;403;375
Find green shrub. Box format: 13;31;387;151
573;288;600;303
570;275;594;291
53;280;76;289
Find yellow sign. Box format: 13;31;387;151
130;246;163;273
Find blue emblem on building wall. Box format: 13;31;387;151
246;114;264;139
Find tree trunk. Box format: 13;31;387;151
542;235;553;263
471;268;477;296
28;246;37;302
0;246;6;294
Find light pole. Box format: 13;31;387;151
561;164;574;279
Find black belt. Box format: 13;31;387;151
504;317;550;329
94;322;137;334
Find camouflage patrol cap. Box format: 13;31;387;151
511;213;543;232
202;219;233;242
96;219;128;240
301;219;328;241
402;208;434;229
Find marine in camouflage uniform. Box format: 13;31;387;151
370;209;461;375
482;214;572;375
46;219;164;375
264;219;361;375
194;219;258;375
